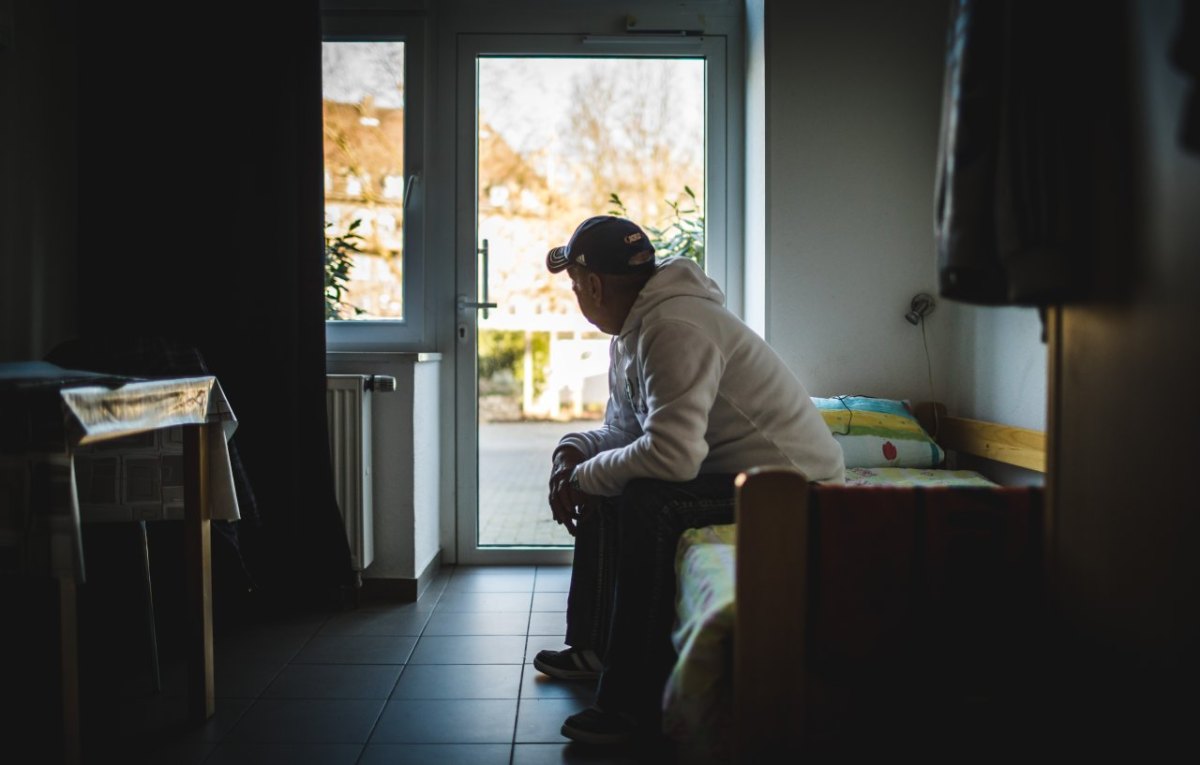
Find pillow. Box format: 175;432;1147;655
812;396;945;468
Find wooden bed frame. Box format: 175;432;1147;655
732;402;1047;762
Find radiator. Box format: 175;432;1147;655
325;374;396;581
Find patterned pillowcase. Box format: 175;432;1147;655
812;396;945;468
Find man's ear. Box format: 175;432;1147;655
586;272;604;302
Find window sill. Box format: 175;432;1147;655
326;351;442;364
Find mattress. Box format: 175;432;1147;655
663;467;998;754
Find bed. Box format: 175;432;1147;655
662;398;1047;763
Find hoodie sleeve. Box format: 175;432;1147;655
556;337;642;459
556;390;641;458
574;318;722;496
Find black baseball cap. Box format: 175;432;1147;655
545;215;656;275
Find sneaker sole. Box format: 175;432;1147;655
560;720;634;746
532;655;600;681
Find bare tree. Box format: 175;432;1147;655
322;42;405;108
562;60;704;230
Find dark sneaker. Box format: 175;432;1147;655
533;646;603;681
561;705;640;745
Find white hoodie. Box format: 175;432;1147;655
559;256;845;496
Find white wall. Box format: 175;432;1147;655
761;0;950;399
326;352;442;584
411;358;442;577
943;303;1047;431
756;0;1047;442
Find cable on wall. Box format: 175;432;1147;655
905;293;936;403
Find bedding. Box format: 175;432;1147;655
665;523;738;762
813;396;945;468
843;465;996;487
663;467;998;756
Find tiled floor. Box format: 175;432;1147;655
81;565;679;764
479;421;578;547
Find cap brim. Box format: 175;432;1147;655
546;246;571;273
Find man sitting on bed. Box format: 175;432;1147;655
536;214;844;746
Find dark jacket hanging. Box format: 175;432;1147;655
933;0;1133;307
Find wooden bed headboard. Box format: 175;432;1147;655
913;401;1047;473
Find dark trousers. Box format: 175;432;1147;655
564;473;736;726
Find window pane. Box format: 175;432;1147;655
322;41;406;320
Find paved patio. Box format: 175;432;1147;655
478;420;590;547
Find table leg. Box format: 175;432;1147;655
137;520;162;692
58;576;80;765
183;424;214;720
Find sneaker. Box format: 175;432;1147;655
561;705;640;745
533;646;603;681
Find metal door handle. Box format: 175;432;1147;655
402;173;419;209
458;296;498;312
468;238;497;319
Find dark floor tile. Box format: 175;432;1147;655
390;663;522;699
516;697;580;743
99;564;638;763
512;742;646;764
262;663;402;699
423;610;530;636
215;628;314;665
534;567;572;593
450;564;538;580
359;743;513;765
528;610;566;636
224;698;385;744
291;634;418;665
408;634;526;664
215;659;288;699
204;741;363;764
138;700;255;765
318;607;431;637
218;606;334;641
370;699;518;744
446;577;535;597
434;591;533;613
446;567;537;592
532;591;569;612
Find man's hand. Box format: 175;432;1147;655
548;446;590;536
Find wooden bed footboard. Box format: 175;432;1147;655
732;468;811;761
733;473;1045;760
732;408;1049;762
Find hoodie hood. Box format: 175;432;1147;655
619;256;725;338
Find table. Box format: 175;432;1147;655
0;362;239;764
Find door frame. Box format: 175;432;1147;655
452;32;731;564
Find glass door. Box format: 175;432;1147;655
455;34;725;564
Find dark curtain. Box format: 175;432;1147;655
1173;1;1200;155
933;0;1134;308
75;1;353;600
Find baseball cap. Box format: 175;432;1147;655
545;215;657;275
